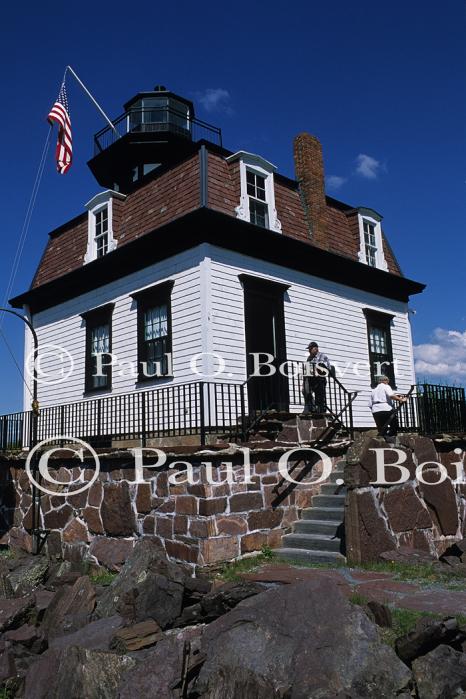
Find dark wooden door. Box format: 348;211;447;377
241;275;289;414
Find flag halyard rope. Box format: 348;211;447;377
0;124;53;329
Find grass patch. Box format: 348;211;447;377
276;558;347;570
216;547;276;582
355;560;466;588
0;549;14;560
349;594;466;648
89;571;118;586
349;592;369;607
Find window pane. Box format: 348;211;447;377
369;327;387;355
144;304;168;341
365;245;376;267
250;199;269;228
96;234;108;258
90;323;110;388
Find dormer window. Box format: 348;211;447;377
84;190;126;264
356;208;388;271
363;220;377;267
95;206;109;258
226;151;281;232
247;171;269;228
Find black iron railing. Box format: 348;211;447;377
0;382;248;451
243;361;357;439
1;379;462;453
398;383;466;434
94;107;223;154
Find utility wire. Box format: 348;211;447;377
0;124;52;328
0;327;33;398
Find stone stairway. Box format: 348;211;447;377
277;460;347;564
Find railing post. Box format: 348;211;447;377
240;383;247;442
199;382;206;446
141;391;147;448
349;392;355;440
60;404;65;448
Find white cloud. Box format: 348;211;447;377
197;88;232;114
355;153;381;180
414;328;466;382
326;175;347;191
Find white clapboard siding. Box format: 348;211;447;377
23;242;416;437
29;249;205;410
206;245;415;428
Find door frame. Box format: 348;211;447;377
239;274;290;413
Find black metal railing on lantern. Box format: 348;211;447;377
398;383;466;435
94;107;223;154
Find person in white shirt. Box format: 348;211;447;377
369;375;407;439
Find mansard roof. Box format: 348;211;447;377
12;141;418;310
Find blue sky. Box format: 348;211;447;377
0;0;465;413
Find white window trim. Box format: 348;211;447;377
357;208;388;271
226;151;282;232
84;190;126;264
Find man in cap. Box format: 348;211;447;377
302;342;331;414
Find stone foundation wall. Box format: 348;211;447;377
0;446;338;569
344;433;466;563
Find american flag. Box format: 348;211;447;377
47;82;72;174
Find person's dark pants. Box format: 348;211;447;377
304;377;327;414
373;410;399;437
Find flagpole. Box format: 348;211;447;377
65;66;119;136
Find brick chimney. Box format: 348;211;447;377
293;133;328;250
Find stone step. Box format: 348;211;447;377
312;494;346;508
293;519;344;536
275;548;346;565
301;507;345;521
320;483;347;495
282;533;342;553
328;469;345;483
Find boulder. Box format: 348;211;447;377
110;619;163;652
96;539;186;628
23;646;136;699
42;575;96;639
7;557;49;595
4;623;45;653
116;626;203;698
89;536;134;572
194;579;412;697
0;595;34;632
0;572;14;599
412;644;466;698
365;600;392;628
0;648;16;684
176;581;264;627
49;615;124;652
395;617;463;664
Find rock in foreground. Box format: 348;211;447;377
96;539;186;628
193;579;412;698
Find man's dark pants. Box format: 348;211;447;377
373;410;399;437
304;377;327;413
